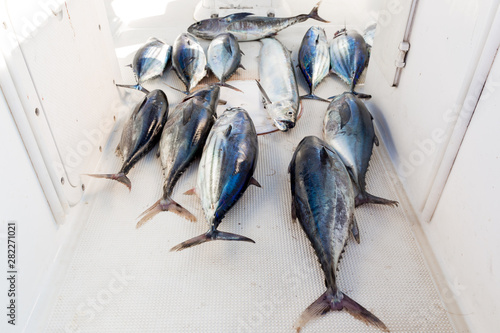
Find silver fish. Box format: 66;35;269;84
116;37;172;93
207;33;245;87
172;33;207;94
171;107;260;251
289;136;388;332
298;26;330;102
187;2;328;42
256;38;299;131
136;86;221;228
86;90;169;190
323;92;398;207
329;29;370;98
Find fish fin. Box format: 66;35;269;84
116;83;150;94
294;289;388;332
213;82;243;93
125;64;133;68
218;99;227;105
224;124;232;137
307;1;329;23
339;104;351;129
84;173;131;191
163;82;189;95
355;192;398;208
291;199;297;222
156;148;161;158
299;94;330;103
183;187;198;197
223;12;254;22
255;80;272;105
351;91;372;99
239;49;245;56
170;229;255;252
223;42;233;55
238;63;246;70
320;146;334;164
249;177;261;188
374;135;380;146
350;216;360;244
136;197;197;229
183;103;194;125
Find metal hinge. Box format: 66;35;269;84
395;41;410;68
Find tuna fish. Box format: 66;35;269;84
329;29;371;98
187;2;328;42
171;33;207;94
85;90;169;190
136;85;222;228
256;38;299;131
323;92;398;207
289;136;388;332
170;107;260;251
116;37;172;93
298;26;330;102
207;32;245;90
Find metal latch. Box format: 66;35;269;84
395;41;410;68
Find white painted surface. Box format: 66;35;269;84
425;51;500;333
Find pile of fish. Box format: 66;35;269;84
84;2;404;331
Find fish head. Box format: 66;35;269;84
268;100;297;132
188;18;223;40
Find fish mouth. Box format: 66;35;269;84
274;119;295;132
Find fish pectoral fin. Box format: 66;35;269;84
338;104;351;129
249;177;262;188
374;135;380;146
223;124;232;137
223;42;233;55
255;80;272;105
183;103;195;125
350;216;360;244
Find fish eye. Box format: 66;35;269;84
287;111;293;116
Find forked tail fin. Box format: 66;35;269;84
170;229;255;252
84;173;132;191
306;1;329;23
136;197;197;228
294;289;388;332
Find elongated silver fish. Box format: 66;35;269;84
85;90;169;190
298;26;330;102
187;2;328;41
289;136;388;332
323;92;398;207
207;33;245;87
172;33;207;94
330;29;370;98
170;107;260;251
256;38;299;131
116;37;172;93
136;86;222;228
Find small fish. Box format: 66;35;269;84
256;38;299;131
136;85;222;228
329;29;371;98
187;1;328;41
298;26;330;102
85;90;169;190
323;92;398;207
170;107;260;251
207;32;245;90
289;136;388;332
171;33;207;94
116;37;172;93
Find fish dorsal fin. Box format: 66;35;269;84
338;104;351;129
224;12;254;22
224;124;232;137
255;80;272;105
183;102;195;125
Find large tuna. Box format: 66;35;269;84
172;33;207;94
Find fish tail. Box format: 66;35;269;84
355;191;399;208
294;289;388;332
213;82;243;93
307;1;329;23
162;82;189;95
84;173;131;191
136;197;197;229
170;229;255;252
351;90;372;99
299;94;330;103
115;83;150;94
